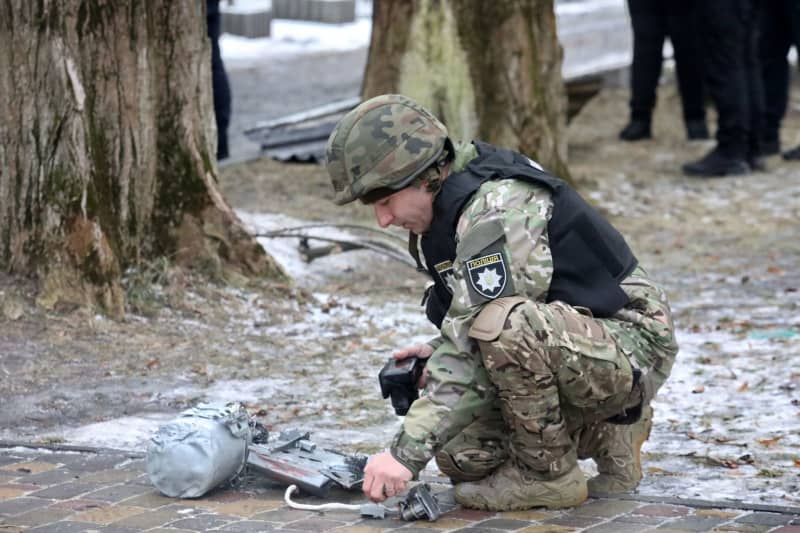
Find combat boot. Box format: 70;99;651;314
454;462;587;511
586;405;653;496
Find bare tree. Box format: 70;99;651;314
0;1;285;317
362;0;569;179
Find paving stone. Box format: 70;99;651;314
711;523;773;532
93;525;140;533
543;514;603;528
633;504;692;518
118;490;175;509
26;520;97;532
327;526;390;533
218;520;281;531
696;509;743;519
0;487;27;501
83;482;152;502
282;517;349;531
145;529;196;533
393;528;440;533
573;499;642;518
0;497;53;516
0;483;40;492
0;471;18;482
499;509;553;521
213;497;283;517
347;516;407;529
656;515;727;531
167;513;238;531
450;526;503;533
444;507;497;521
415;516;472;530
0;455;26;467
515;526;576;533
71;504;148;525
583;519;648;533
202;489;252;504
253;507;315;522
476;518;534;530
60;454;133;473
109;508;189;529
736;512;794;526
50;498;108;512
0;462;59;475
772;527;800;533
27;481;99;499
615;513;670;526
18;468;79;486
79;469;140;484
0;506;72;527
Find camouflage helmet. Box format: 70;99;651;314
325;94;448;205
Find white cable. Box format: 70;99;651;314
283;485;363;512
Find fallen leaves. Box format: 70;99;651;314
757;436;782;448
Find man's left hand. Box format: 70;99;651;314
362;451;413;502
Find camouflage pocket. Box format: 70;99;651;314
556;329;633;410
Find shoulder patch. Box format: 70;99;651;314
434;260;455;294
462;239;516;305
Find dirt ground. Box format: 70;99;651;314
1;78;799;505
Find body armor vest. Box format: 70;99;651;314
421;141;637;328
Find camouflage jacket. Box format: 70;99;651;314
390;142;678;476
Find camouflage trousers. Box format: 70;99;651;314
438;299;638;480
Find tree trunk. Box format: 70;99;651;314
362;0;569;179
0;1;286;317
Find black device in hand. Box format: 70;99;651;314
378;356;425;416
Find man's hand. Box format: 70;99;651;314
362;451;413;502
393;343;434;388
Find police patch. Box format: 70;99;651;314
466;253;507;299
434;260;454;294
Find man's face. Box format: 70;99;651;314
372;183;434;235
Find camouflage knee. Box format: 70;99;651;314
435;408;509;482
468;298;576;477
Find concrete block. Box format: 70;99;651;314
221;5;272;38
273;0;355;24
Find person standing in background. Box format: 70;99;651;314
207;0;232;160
683;0;765;177
619;0;708;142
759;0;800;161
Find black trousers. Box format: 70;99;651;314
627;0;706;124
207;0;232;160
759;0;800;142
698;0;764;158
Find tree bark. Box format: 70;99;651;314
0;1;286;317
362;0;569;179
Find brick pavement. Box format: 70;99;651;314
1;444;798;533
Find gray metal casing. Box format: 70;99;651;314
146;403;251;498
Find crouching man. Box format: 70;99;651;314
324;94;678;511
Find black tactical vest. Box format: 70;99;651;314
420;141;637;328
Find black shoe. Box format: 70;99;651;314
682;148;750;177
783;145;800;160
760;139;781;156
619;120;651;141
686;120;709;140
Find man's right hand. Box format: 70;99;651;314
393;343;434;388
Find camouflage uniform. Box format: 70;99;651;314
391;142;678;486
324;94;678;509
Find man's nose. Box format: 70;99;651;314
374;205;393;228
